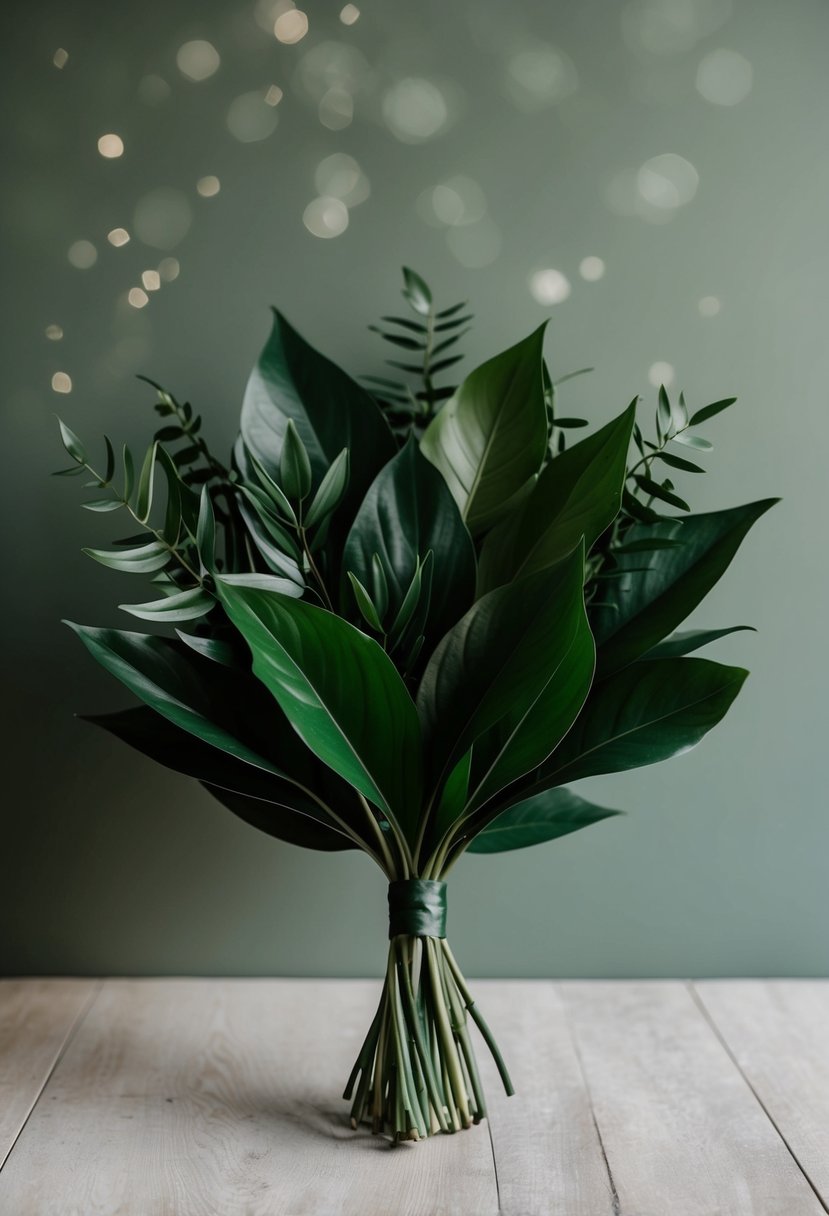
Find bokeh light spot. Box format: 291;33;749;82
314;154;370;206
53;48;69;69
128;288;150;309
382;78;450;143
274;9;309;43
579;256;606;281
68;240;97;269
51;372;72;393
226;91;280;142
107;227;130;247
696;49;753;105
622;0;733;56
158;257;180;282
45;325;63;341
138;75;171;106
176;40;220;82
141;270;161;291
648;360;675;387
529;268;571;305
504;45;579;111
196;175;221;197
698;295;721;316
133;188;192;250
303;196;349;239
319;88;354;130
637;153;698;210
98;133;124;159
340;4;360;24
446;218;501;269
265;84;283;106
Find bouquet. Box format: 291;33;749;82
55;268;775;1141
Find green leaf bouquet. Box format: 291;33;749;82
56;268;776;1142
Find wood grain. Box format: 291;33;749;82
0;979;96;1168
696;980;829;1209
475;980;617;1215
0;979;499;1216
560;981;827;1216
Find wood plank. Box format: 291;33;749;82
0;979;97;1168
696;980;829;1209
560;981;826;1216
0;978;499;1216
474;980;616;1215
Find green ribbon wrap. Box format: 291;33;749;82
388;879;447;939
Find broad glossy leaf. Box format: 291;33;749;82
86;705;356;849
238;309;395;520
303;448;349;529
119;586;214;623
220;572;303;598
420;326;548;536
216;581;423;839
280;419;312;501
203;784;355;852
65;623;286;776
466;788;621;854
592;499;778;674
642;625;755;659
536;657;747;786
175;631;238;667
478;401;635;592
343;437;476;643
416;545;591;802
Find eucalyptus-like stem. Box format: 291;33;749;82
298;525;333;611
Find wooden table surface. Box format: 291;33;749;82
1;979;828;1215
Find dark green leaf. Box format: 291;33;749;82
591;500;778;674
122;445;135;499
642;625;755;659
119;587;214;623
57;418;86;464
466;788;621;853
82;498;122;513
417;545;593;810
216;581;423;841
633;474;690;512
369;328;424;351
103;436;115;484
380;316;428;333
434;314;473;332
435;301;467;319
478;401;635;592
238;309;394;522
342;437;476;645
196;487;216;573
220;572;304;598
672;432;713;451
135;442;158;523
347;571;384;631
175;631;238;666
535;657;747;786
552;417;590;428
83;540;170;574
303;448;349;530
689;397;736;427
420;325;548;536
657;451;705;474
280;419;312;502
204;784;355;852
402;267;432;316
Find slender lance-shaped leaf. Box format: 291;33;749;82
466;788;622;854
592;499;778;675
343;437;476;644
641;625;755;660
237;309;395;521
86;706;356;848
478;401;636;592
534;657;748;788
420;325;548;536
83;540;170;574
416;546;590;803
119;586;214;623
216;581;423;841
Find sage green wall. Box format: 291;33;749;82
2;0;826;978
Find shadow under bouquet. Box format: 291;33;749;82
56;268;775;1142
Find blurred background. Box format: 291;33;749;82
1;0;826;978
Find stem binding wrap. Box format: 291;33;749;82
387;879;447;939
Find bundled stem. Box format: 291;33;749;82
343;934;512;1141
